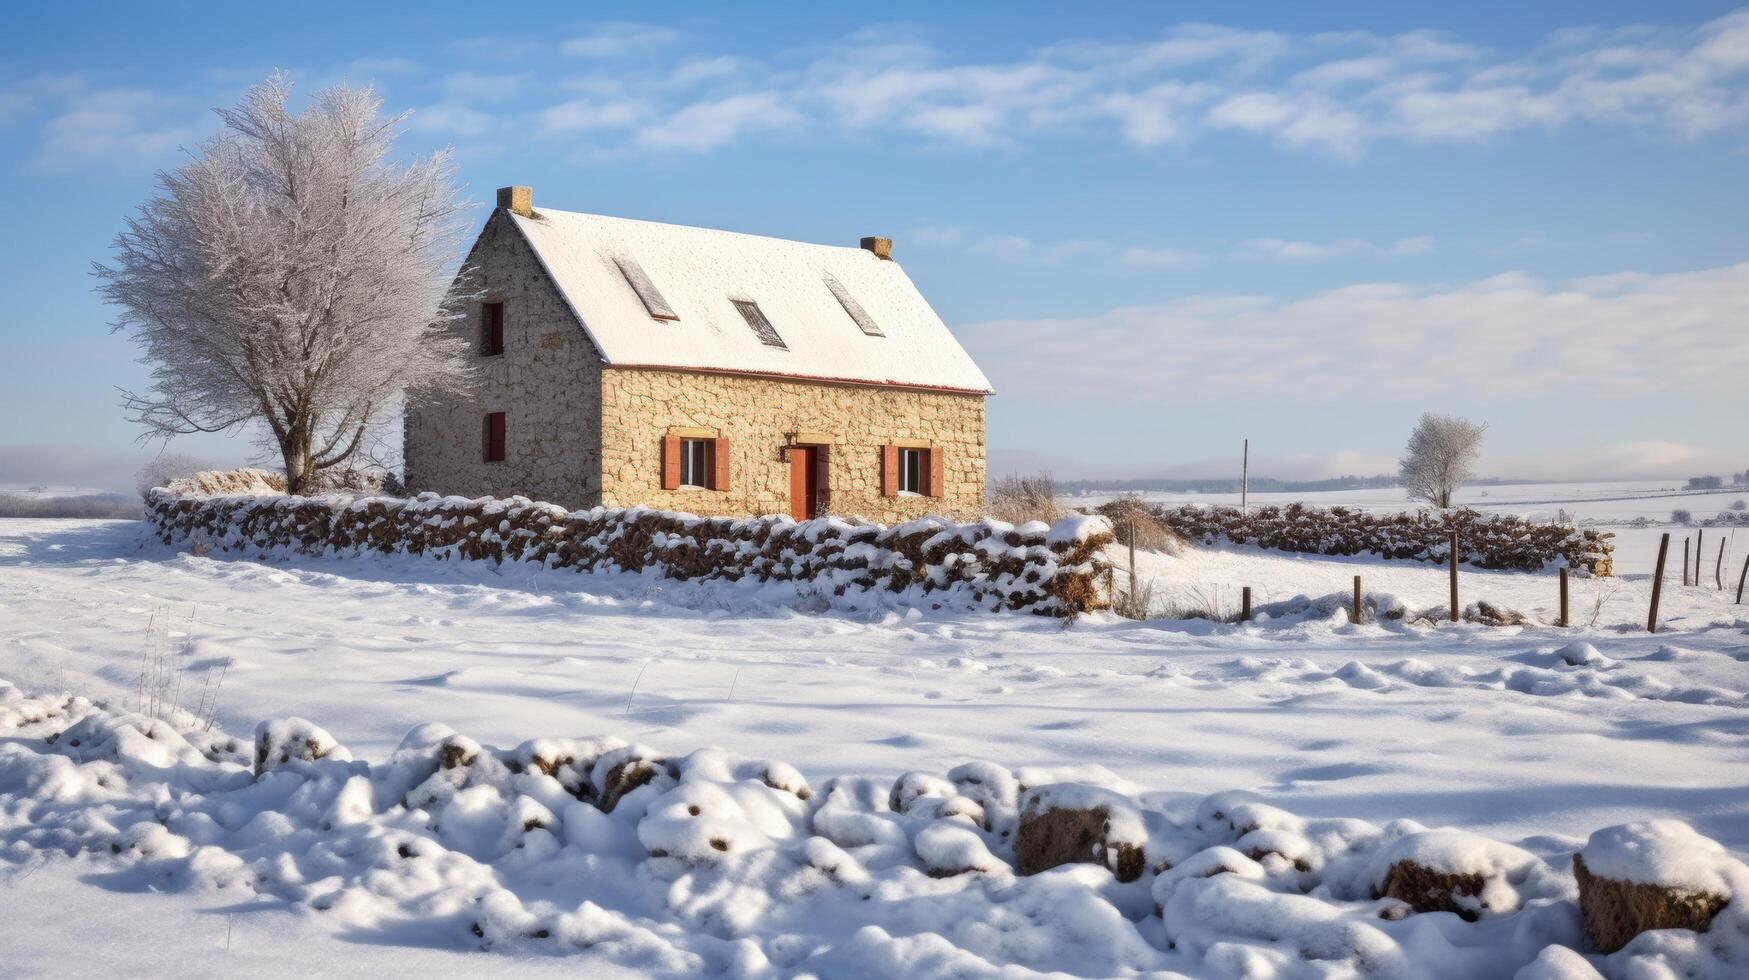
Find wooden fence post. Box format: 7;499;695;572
1241;586;1252;622
1716;539;1727;590
1696;530;1704;586
1448;530;1459;622
1558;567;1569;628
1648;533;1670;633
1738;554;1748;605
1352;575;1363;625
1127;521;1137;596
1683;537;1691;587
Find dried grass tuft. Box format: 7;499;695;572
988;471;1063;525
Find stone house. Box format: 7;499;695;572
403;187;993;522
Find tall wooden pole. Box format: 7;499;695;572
1241;586;1252;622
1449;530;1460;622
1352;575;1363;625
1696;530;1704;585
1716;539;1727;590
1648;533;1670;633
1558;567;1569;628
1241;438;1249;513
1737;554;1748;605
1683;537;1691;586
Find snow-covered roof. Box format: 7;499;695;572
509;208;993;394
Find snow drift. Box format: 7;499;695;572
3;676;1745;977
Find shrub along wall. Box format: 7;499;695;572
145;490;1115;616
1150;503;1614;575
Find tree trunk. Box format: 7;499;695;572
280;429;313;496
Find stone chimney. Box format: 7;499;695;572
496;186;534;218
859;236;893;260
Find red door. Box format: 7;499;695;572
789;447;819;520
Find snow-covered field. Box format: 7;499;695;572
2;505;1747;976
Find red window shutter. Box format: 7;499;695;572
484;412;506;462
881;443;899;497
712;437;731;492
482;303;505;355
927;447;944;498
662;435;682;490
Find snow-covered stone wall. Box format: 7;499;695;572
1149;503;1615;575
144;490;1114;616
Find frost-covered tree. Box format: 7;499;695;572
1399;413;1486;509
95;74;472;494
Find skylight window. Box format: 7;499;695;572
613;256;678;321
822;272;883;337
732;299;787;349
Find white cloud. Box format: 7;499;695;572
957;260;1749;405
460;9;1749;157
1230;235;1434;260
33;87;193;172
636;92;801;152
406;102;496;136
562;23;682;59
537;97;647;136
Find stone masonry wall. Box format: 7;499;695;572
599;368;987;522
403;210;605;509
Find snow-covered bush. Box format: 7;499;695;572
144;490;1116;617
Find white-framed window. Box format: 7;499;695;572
898;447;926;495
679;438;711;489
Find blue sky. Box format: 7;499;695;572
3;1;1747;490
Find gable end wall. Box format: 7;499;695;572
403;210;605;507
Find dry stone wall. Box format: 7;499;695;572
1146;502;1614;575
145;490;1113;617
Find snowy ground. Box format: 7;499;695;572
2;511;1747;975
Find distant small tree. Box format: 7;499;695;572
1399;413;1486;509
134;451;213;499
1671;509;1693;525
95;74;473;494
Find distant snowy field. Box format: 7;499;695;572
1;505;1746;975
